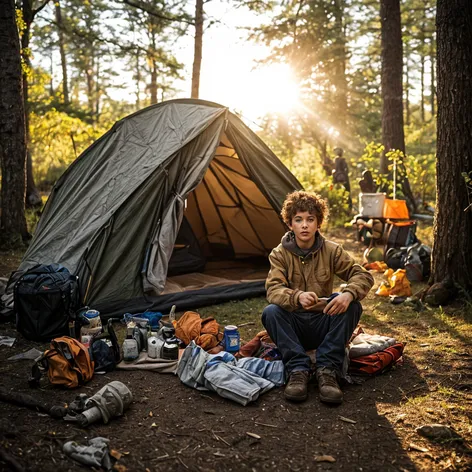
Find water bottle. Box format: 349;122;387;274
122;327;139;362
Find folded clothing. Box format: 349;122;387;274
349;333;396;358
177;342;281;405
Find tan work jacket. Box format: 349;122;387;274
266;232;374;311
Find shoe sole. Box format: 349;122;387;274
319;393;343;404
284;392;308;402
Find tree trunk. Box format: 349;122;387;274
191;0;203;99
380;0;416;210
85;53;95;117
21;0;42;208
55;0;69;105
431;0;472;291
380;0;405;171
430;35;436;118
420;24;426;123
405;54;410;126
95;59;100;120
149;25;158;105
333;0;348;132
0;0;28;243
135;50;141;108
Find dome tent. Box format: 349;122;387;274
3;99;302;318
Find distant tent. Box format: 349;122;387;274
3;99;302;318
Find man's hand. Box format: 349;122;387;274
323;292;354;315
299;291;318;309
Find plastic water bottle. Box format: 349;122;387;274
224;325;240;353
122;327;139;362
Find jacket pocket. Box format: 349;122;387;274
288;268;304;290
314;268;330;283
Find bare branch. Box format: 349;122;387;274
122;0;194;25
32;0;52;19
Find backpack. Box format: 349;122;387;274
384;221;418;255
29;336;94;388
90;319;121;372
14;264;81;342
348;343;405;376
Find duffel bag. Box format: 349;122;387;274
14;264;80;342
29;336;94;388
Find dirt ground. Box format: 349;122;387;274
0;230;471;472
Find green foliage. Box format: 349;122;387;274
30;107;107;185
350;141;436;206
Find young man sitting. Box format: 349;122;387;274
262;191;374;404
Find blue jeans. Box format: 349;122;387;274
261;302;362;375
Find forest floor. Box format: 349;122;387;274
0;227;471;472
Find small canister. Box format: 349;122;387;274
147;336;164;359
223;325;240;353
162;337;179;360
80;310;102;347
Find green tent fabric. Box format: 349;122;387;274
3;99;302;318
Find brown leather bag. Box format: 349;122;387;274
30;337;94;388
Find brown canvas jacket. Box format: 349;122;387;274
266;231;374;311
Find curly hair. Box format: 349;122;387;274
281;191;329;227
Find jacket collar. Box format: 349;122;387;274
281;230;324;258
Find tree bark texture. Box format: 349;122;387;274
21;0;42;208
0;0;28;241
432;0;472;290
333;0;348;131
55;0;69;105
380;0;416;210
430;36;435;118
380;0;405;173
191;0;203;99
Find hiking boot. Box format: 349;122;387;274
316;367;343;404
284;370;310;402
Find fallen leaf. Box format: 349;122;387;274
113;464;127;472
110;449;122;460
409;443;429;453
314;455;336;463
246;432;261;439
339;416;357;424
151;423;158;428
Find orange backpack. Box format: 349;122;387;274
30;337;94;388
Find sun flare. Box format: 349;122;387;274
201;60;301;123
249;63;301;116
